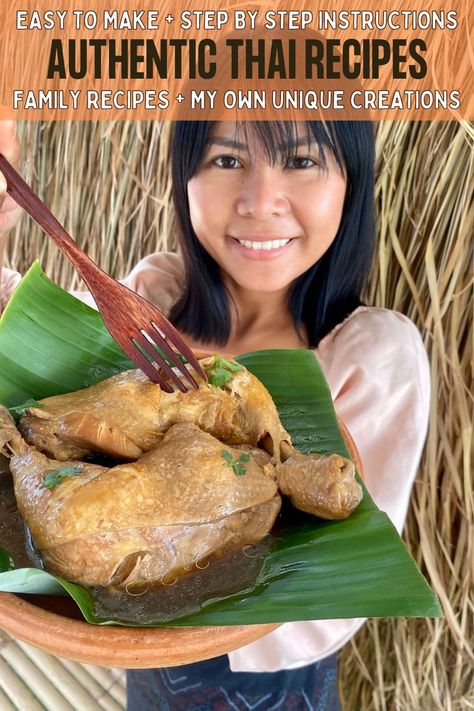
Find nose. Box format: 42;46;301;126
235;166;290;219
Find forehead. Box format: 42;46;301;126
206;122;317;153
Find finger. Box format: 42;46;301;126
2;195;19;212
0;200;21;233
0;171;5;210
0;170;21;214
0;121;20;165
0;173;20;214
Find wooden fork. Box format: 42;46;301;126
0;154;207;394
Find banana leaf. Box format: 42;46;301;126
0;263;441;625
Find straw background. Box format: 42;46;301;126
3;119;474;710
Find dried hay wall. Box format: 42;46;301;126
4;120;474;710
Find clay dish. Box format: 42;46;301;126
0;420;363;668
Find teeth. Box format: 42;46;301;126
238;239;291;250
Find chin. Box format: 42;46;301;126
230;275;290;294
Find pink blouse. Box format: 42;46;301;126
0;253;431;672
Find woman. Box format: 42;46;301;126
0;119;430;710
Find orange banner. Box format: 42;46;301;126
0;0;472;121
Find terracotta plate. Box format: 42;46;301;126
0;419;363;668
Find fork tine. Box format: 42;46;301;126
147;324;200;390
134;333;189;393
129;341;174;393
150;318;208;383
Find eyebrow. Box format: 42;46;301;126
205;136;319;151
206;137;247;150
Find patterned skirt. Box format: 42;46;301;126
127;653;341;711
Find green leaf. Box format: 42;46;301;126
0;547;14;572
8;399;44;421
207;368;233;387
0;264;442;625
43;465;83;489
0;263;134;408
221;450;249;476
204;356;244;387
221;450;233;465
216;357;243;373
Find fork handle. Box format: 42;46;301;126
0;154;114;294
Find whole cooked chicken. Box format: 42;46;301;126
1;356;363;588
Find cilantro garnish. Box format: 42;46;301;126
0;547;14;572
8;399;44;421
43;465;83;489
221;450;251;476
205;357;244;388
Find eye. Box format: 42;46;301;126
285;156;318;169
213;155;242;169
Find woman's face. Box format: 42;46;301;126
187;122;347;295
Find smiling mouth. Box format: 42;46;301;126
232;238;293;251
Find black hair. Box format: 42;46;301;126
169;121;375;348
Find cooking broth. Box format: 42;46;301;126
0;469;32;569
91;540;271;624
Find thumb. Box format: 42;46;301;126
0;171;6;212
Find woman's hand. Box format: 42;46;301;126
0;121;22;250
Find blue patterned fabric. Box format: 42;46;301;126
127;653;341;710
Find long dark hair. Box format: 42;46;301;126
169;121;375;348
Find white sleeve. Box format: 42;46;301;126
323;308;431;533
228;308;430;672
